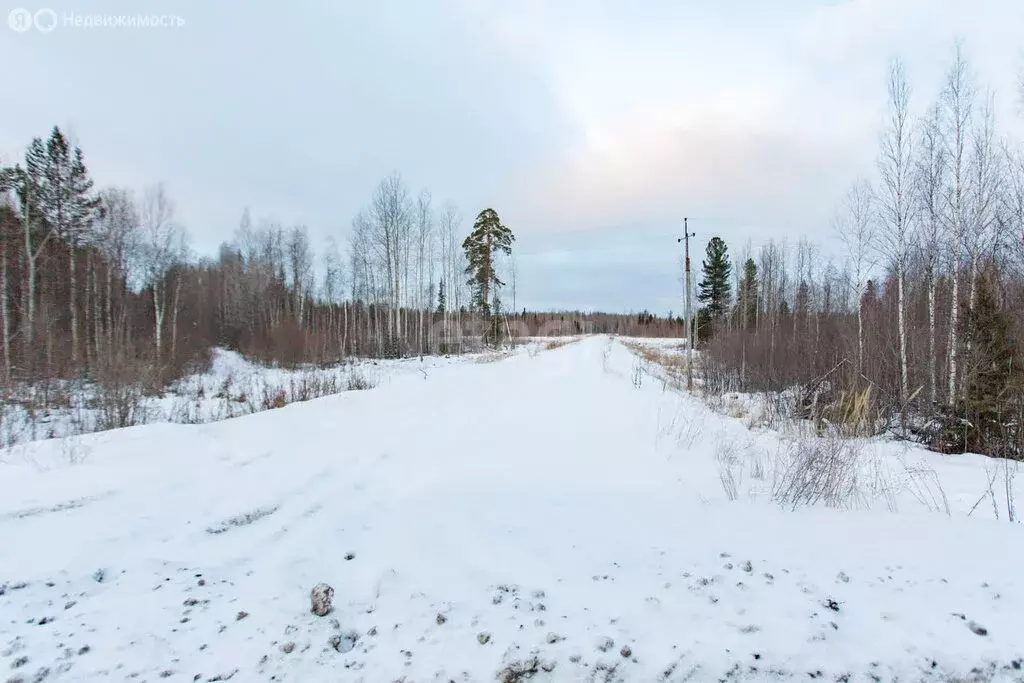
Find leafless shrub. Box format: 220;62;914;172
654;405;705;453
0;398;12;449
167;390;203;424
92;358;151;431
759;391;802;432
59;435;92;466
899;456;950;516
988;461;1000;520
716;438;742;501
859;451;901;513
677;416;703;449
631;360;643;388
252;382;288;411
290;371;341;402
771;432;865;510
346;369;375;391
721;395;749;420
749;447;766;480
966;458;1018;523
215;374;234;399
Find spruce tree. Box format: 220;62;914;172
462;208;514;318
39;127;99;369
739;258;758;331
9;139;49;355
695;308;713;343
436;278;446;314
961;269;1018;455
697;237;732;320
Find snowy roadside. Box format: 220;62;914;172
623;336;1022;524
1;336;1022;682
0;343;550;456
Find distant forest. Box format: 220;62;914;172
1;138;682;392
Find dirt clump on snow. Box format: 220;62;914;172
310;583;334;616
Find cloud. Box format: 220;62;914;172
0;0;572;253
508;90;869;246
3;0;1023;311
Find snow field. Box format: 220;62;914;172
0;336;1022;682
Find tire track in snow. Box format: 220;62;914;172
1;490;118;522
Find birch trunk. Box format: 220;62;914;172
171;273;182;364
153;284;164;364
897;268;909;404
1;238;10;382
927;266;937;405
69;243;80;369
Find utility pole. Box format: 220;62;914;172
678;218;695;391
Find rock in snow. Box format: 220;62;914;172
310;583;334;617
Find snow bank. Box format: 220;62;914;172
0;348;486;450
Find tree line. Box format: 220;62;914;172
0;130;516;386
1;133;686;397
693;47;1024;459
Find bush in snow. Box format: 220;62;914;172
346;370;374;391
90;356;155;431
771;432;864;510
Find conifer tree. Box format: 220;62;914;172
697;237;732;320
739;258;758;332
39;127;100;368
461;208;514;318
491;292;504;343
436;278;446;314
13;139;50;357
961;268;1018;455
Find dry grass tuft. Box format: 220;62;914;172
622;341;690;390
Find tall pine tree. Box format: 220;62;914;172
697;236;732;320
462;208;514;319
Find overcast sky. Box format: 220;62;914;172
3;0;1023;313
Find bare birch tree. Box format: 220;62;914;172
916;102;946;405
1006;144;1024;273
95;188;139;360
287;225;312;325
877;59;916;408
140;184;184;364
415;190;433;355
838;178;876;376
370;175;411;351
966;93;1002;313
942;45;974;405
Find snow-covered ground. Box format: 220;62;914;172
0;346;512;449
1;336;1022;682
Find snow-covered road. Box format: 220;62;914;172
1;337;1022;681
